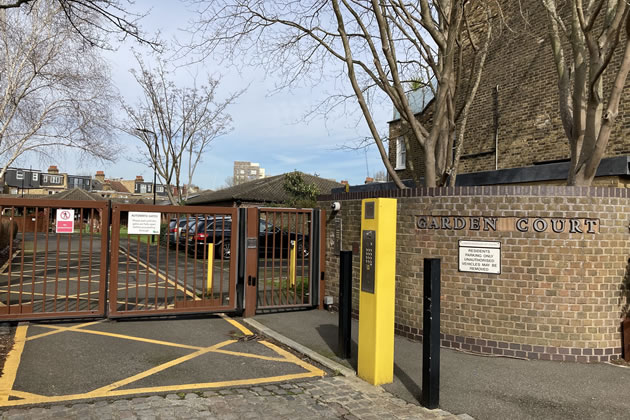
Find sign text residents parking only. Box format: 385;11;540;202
128;212;161;235
56;209;75;233
458;240;501;274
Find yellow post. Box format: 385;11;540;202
206;243;214;297
358;198;397;385
289;240;297;287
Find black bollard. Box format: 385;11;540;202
338;250;353;359
421;258;441;409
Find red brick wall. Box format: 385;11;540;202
320;186;630;362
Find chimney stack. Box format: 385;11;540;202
48;165;59;174
95;171;105;183
365;177;374;184
135;175;144;182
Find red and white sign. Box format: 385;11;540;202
56;209;75;233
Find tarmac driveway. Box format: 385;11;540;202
0;315;327;408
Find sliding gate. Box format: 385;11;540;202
109;204;238;317
0;199;324;320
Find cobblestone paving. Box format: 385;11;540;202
0;376;460;420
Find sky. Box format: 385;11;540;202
31;1;392;190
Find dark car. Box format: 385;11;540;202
175;216;207;248
258;220;309;259
184;217;309;260
184;216;232;258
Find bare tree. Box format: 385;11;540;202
373;170;387;182
541;0;630;186
186;1;495;188
223;176;236;188
0;3;117;180
122;54;242;205
0;0;157;49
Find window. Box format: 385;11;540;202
43;175;48;183
157;185;164;193
395;137;406;170
140;184;147;193
32;173;38;181
147;184;152;193
16;171;24;180
250;169;257;175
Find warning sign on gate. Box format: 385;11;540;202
56;209;75;233
128;212;161;235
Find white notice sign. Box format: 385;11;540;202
458;240;501;274
128;212;161;235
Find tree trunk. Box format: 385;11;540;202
424;142;438;187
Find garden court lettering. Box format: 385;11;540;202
416;216;599;234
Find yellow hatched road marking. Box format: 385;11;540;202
0;323;28;401
26;321;104;342
89;339;236;394
220;313;253;336
31;324;203;350
0;371;322;407
8;390;43;399
0;311;326;407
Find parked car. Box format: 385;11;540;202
258;220;309;259
168;217;193;246
184;217;309;260
183;216;232;258
170;216;203;248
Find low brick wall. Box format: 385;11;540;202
319;186;630;362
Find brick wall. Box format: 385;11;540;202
388;0;630;180
320;186;630;362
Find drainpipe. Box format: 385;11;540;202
493;85;500;170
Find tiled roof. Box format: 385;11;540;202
53;188;105;201
105;180;130;193
187;172;342;205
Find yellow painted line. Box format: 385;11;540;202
33;324;203;350
219;314;253;336
122;250;196;299
260;340;326;376
211;347;289;363
0;371;322;407
106;371;322;396
9;390;44;399
26;321;104;342
90;339;235;394
0;323;28;401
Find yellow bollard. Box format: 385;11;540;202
206;243;214;297
289;240;297;288
358;198;397;386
